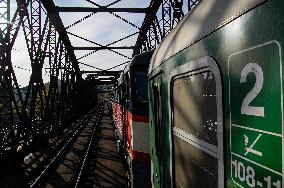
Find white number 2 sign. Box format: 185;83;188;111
240;63;265;117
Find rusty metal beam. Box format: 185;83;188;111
56;6;147;13
133;0;162;55
40;0;80;76
74;46;135;50
81;70;122;76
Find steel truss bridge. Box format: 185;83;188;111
0;0;198;157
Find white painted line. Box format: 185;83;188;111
232;124;282;137
232;179;244;188
257;181;263;187
244;134;262;156
245;148;262;156
232;152;282;176
173;127;218;158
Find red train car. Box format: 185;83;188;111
112;51;153;187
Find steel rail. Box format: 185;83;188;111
23;122;82;176
29;107;100;187
74;105;103;187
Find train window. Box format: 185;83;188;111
170;57;223;188
125;74;130;100
173;72;217;145
134;71;148;102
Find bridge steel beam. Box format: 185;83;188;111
0;0;94;157
133;0;162;55
134;0;197;55
74;46;135;50
0;0;199;158
0;0;14;155
56;7;147;13
40;0;81;77
80;70;122;76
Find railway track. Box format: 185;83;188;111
22;121;82;177
0;106;102;187
28;103;104;187
77;102;128;187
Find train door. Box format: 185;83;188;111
169;57;224;188
150;73;163;187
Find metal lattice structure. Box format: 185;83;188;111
0;0;198;157
134;0;198;55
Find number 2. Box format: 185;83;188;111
240;63;264;117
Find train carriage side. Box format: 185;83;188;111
128;51;153;164
149;0;284;187
113;51;154;187
112;74;124;142
127;51;154;188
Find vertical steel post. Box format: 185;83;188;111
0;0;14;154
28;0;46;138
148;24;157;50
188;0;198;11
172;0;184;26
162;0;172;38
46;22;58;133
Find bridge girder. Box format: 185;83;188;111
0;0;198;156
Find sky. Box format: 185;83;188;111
4;0;190;87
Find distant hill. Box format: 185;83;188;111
13;80;62;102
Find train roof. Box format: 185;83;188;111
149;0;265;73
115;51;153;86
124;50;154;73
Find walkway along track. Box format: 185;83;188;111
29;103;104;187
77;102;128;187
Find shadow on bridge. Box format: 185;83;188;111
80;105;127;188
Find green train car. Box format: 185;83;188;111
148;0;283;187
